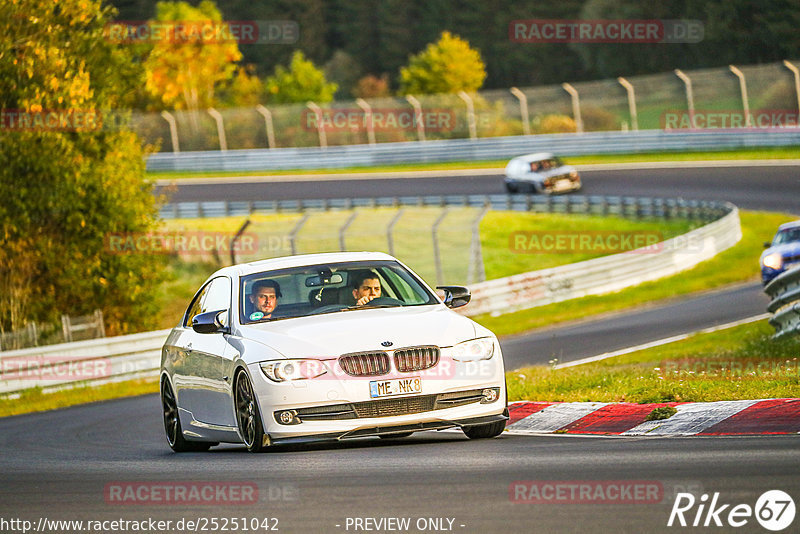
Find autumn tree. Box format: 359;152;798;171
264;51;337;104
144;0;242;110
399;31;486;95
0;0;166;336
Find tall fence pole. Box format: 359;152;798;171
510;87;531;135
432;208;449;286
255;105;276;149
784;60;800;115
289;213;310;255
674;69;696;128
617;77;639;131
561;83;584;133
729;65;752;127
386;208;404;256
355;98;376;145
306;101;327;148
207;108;227;151
405;95;426;141
458;91;478;140
339;211;358;251
160;111;180;152
466;205;489;284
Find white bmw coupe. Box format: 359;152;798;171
160;252;508;452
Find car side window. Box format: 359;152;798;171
183;277;232;327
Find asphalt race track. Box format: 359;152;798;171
1;396;799;533
2;163;799;533
155;163;800;215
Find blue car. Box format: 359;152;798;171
761;220;800;285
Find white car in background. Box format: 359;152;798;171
160;252;508;452
504;152;582;194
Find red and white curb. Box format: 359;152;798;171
505;399;800;436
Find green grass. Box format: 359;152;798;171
0;378;158;418
474;210;794;336
507;320;800;403
146;147;800;180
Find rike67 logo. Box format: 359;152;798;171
668;490;795;531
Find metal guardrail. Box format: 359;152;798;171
765;267;800;340
462;202;740;317
0;329;170;395
1;195;738;395
159;193;730;221
146;129;800;172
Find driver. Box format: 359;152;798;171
351;270;381;307
249;279;281;319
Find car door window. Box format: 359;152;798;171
183;277;232;327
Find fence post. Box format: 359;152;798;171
355;98;376;145
289;213;311;255
405;95;426;141
510;87;531;135
783;60;800;115
61;314;72;343
386;208;404;256
674;69;696;128
458;91;478;140
94;309;106;338
339;211;358;251
467;205;489;284
432;208;449;286
207;107;227;151
729;65;752;127
617;77;638;131
160;111;180;152
306;101;327;148
561;83;583;133
255;105;276;149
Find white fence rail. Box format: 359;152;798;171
765;268;800;340
462;205;740;316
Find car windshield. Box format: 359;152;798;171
773;227;800;245
239;260;438;324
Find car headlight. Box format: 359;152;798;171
260;359;327;382
449;338;495;362
763;253;783;270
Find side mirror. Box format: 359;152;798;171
764;242;772;249
192;309;229;334
437;285;471;309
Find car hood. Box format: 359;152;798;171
236;305;478;361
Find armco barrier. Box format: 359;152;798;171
0;329;170;395
463;203;740;316
765;267;800;340
1;196;739;394
146;129;800;172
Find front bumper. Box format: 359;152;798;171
247;355;507;442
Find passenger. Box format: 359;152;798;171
351;270;382;306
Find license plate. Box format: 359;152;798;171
369;377;422;398
553;179;572;191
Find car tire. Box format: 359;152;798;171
234;371;269;452
505;183;518;194
161;377;213;452
462;419;506;439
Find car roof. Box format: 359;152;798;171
511;152;557;162
211;251;398;279
777;220;800;232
